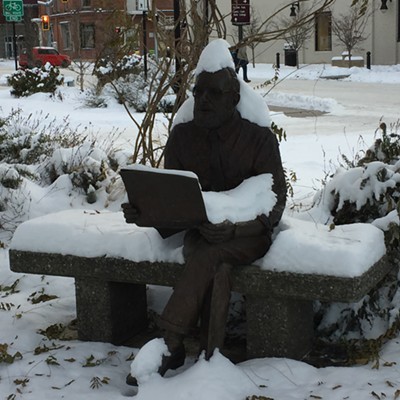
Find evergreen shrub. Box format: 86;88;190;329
313;121;400;362
8;63;64;97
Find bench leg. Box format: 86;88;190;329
245;294;313;360
75;278;147;345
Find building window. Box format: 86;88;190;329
80;24;95;48
82;0;91;7
315;11;332;51
60;23;72;50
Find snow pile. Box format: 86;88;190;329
135;351;259;400
10;209;186;263
130;338;169;384
203;174;276;223
265;91;340;113
373;210;400;231
258;216;386;276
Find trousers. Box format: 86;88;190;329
159;228;271;359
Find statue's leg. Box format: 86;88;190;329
159;232;270;354
159;239;218;335
200;262;232;360
198;284;212;353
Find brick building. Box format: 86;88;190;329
37;0;174;61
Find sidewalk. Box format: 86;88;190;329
269;105;325;118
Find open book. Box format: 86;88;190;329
120;166;208;238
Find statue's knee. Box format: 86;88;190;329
217;262;232;274
214;263;232;284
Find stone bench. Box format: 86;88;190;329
9;248;394;361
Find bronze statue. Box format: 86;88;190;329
123;64;286;386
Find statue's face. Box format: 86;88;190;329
193;69;240;130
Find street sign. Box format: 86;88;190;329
6;15;21;21
136;0;148;11
126;0;148;14
3;0;24;18
231;0;250;26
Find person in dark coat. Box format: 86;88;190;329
235;45;251;82
123;45;286;386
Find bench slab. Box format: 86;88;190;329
9;249;395;360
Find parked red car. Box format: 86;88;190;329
19;47;71;68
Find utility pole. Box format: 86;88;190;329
173;0;183;104
143;10;148;80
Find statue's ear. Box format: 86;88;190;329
233;91;240;107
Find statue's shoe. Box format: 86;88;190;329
126;344;186;386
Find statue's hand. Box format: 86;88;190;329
121;202;140;224
199;220;236;244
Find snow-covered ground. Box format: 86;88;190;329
0;57;400;399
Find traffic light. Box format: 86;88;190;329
61;0;68;2
41;15;50;31
115;27;121;34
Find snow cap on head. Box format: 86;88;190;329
195;39;235;76
173;39;272;128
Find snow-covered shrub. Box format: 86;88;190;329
0;109;130;242
41;142;119;203
318;121;400;251
313;121;400;359
8;63;64;97
0;163;34;241
0;164;22;189
81;88;108;108
0;110;84;165
94;53;142;87
93;54;176;112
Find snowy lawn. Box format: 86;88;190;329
0;59;400;399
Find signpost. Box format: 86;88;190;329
2;0;24;69
231;0;250;42
231;0;250;26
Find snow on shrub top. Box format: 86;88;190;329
323;160;400;211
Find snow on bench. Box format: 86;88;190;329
9;209;392;360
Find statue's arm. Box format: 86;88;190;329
254;130;287;230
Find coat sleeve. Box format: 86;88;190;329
164;127;184;170
254;129;287;229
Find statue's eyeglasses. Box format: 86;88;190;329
192;86;232;99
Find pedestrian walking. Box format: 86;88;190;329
235;45;251;83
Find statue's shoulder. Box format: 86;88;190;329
169;121;195;140
240;117;274;138
170;120;196;136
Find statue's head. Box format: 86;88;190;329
193;67;240;130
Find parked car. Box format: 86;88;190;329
19;47;71;68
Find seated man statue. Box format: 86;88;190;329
122;39;286;385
